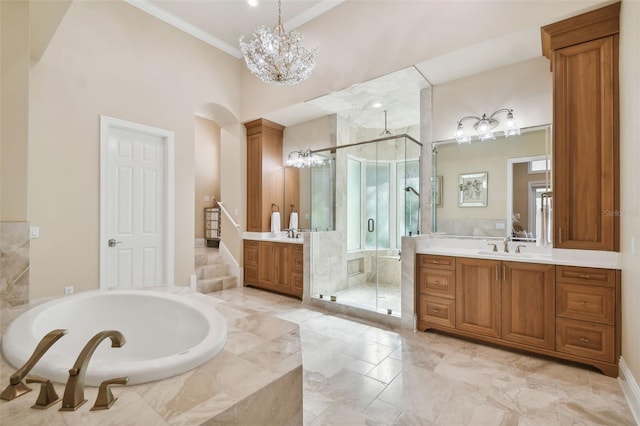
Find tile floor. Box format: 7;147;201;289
212;287;635;425
326;281;402;316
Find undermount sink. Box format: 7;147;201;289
476;250;532;258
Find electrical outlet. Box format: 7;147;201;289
64;286;74;295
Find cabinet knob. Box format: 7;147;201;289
579;274;590;279
432;308;440;313
580;301;589;306
579;337;590;343
431;261;440;264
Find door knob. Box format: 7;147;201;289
108;239;123;247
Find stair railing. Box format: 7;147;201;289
216;201;240;230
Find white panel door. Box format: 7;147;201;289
105;127;166;289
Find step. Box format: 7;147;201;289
197;275;237;294
196;263;230;280
195;250;225;268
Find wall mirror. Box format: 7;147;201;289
432;125;551;241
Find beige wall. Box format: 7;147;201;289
432;57;552;142
219;123;246;264
619;0;640;385
1;0;30;221
194;116;220;240
28;1;240;298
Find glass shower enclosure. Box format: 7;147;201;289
309;134;421;316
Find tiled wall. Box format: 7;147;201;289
0;222;29;307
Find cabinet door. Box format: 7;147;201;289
246;134;263;232
553;36;618;251
455;258;501;338
258;242;275;287
273;243;291;293
502;262;555;349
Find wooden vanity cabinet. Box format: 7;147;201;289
416;255;620;376
244;240;303;298
541;3;620;251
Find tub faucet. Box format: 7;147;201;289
60;330;126;411
0;328;67;401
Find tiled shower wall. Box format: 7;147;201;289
0;222;30;307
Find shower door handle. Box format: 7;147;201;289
367;218;375;233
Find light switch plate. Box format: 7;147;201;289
30;226;40;238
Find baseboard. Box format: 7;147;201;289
195;238;205;248
619;356;640;424
219;241;240;287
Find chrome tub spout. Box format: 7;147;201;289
0;329;67;401
60;330;126;411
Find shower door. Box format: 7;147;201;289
309;135;421;316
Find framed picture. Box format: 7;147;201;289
435;175;443;207
458;172;488;207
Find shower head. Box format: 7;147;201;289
405;186;419;196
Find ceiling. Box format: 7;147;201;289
126;0;608;128
128;0;344;58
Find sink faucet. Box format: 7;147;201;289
0;329;67;401
503;237;510;253
60;330;126;411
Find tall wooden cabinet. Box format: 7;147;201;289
245;119;285;232
541;2;620;251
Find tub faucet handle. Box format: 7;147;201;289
25;375;61;409
0;329;67;401
91;376;129;411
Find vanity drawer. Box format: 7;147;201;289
292;273;303;291
291;246;303;272
556;318;614;363
418;254;455;270
557;283;615;325
244;266;258;284
244;240;259;266
419;296;455;329
556;266;616;288
419;268;455;299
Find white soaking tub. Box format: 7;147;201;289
1;290;227;386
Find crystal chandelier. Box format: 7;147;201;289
239;0;317;85
455;108;521;144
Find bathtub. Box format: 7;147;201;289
1;290;227;386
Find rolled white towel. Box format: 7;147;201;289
289;212;298;230
271;211;281;233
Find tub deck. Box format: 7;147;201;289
0;288;303;425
